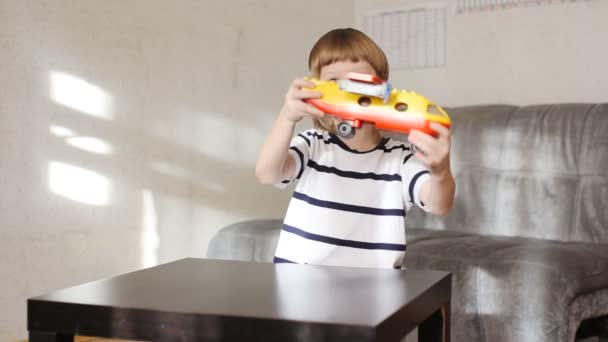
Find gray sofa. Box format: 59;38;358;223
207;104;608;342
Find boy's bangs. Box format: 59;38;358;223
313;45;364;75
308;28;388;80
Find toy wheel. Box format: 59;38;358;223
337;121;354;138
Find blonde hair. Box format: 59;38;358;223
308;28;389;133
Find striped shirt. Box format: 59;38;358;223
273;129;430;269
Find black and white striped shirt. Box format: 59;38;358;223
274;129;430;269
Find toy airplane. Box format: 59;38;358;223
305;72;451;137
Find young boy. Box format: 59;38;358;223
256;28;455;269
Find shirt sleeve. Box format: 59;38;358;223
400;151;431;212
273;131;312;189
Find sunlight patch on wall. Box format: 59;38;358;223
66;136;113;155
50;71;114;119
50;124;113;155
49;125;76;138
141;189;160;268
48;161;111;206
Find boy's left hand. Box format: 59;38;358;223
408;122;451;177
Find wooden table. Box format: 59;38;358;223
28;258;451;342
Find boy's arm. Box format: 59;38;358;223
419;167;455;215
255;78;323;185
409;123;455;215
255;115;297;185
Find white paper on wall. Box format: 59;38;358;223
457;0;591;13
364;6;447;70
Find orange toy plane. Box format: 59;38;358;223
305;72;450;137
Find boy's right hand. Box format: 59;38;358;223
280;78;325;122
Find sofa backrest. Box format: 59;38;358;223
404;104;608;244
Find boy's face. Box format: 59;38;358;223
319;60;376;81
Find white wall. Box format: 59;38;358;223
0;1;353;340
355;0;608;106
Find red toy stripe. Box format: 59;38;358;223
346;72;383;84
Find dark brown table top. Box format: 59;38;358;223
29;258;451;342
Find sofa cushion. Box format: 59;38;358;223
404;228;608;342
405;104;608;244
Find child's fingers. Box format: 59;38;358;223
429;122;450;135
292;88;321;100
412;142;431;158
291;78;316;89
288;78;320;100
409;130;438;161
410;128;451;171
429;123;451;144
296;101;324;118
409;130;435;152
414;151;431;165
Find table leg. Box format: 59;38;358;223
29;332;74;342
418;301;450;342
